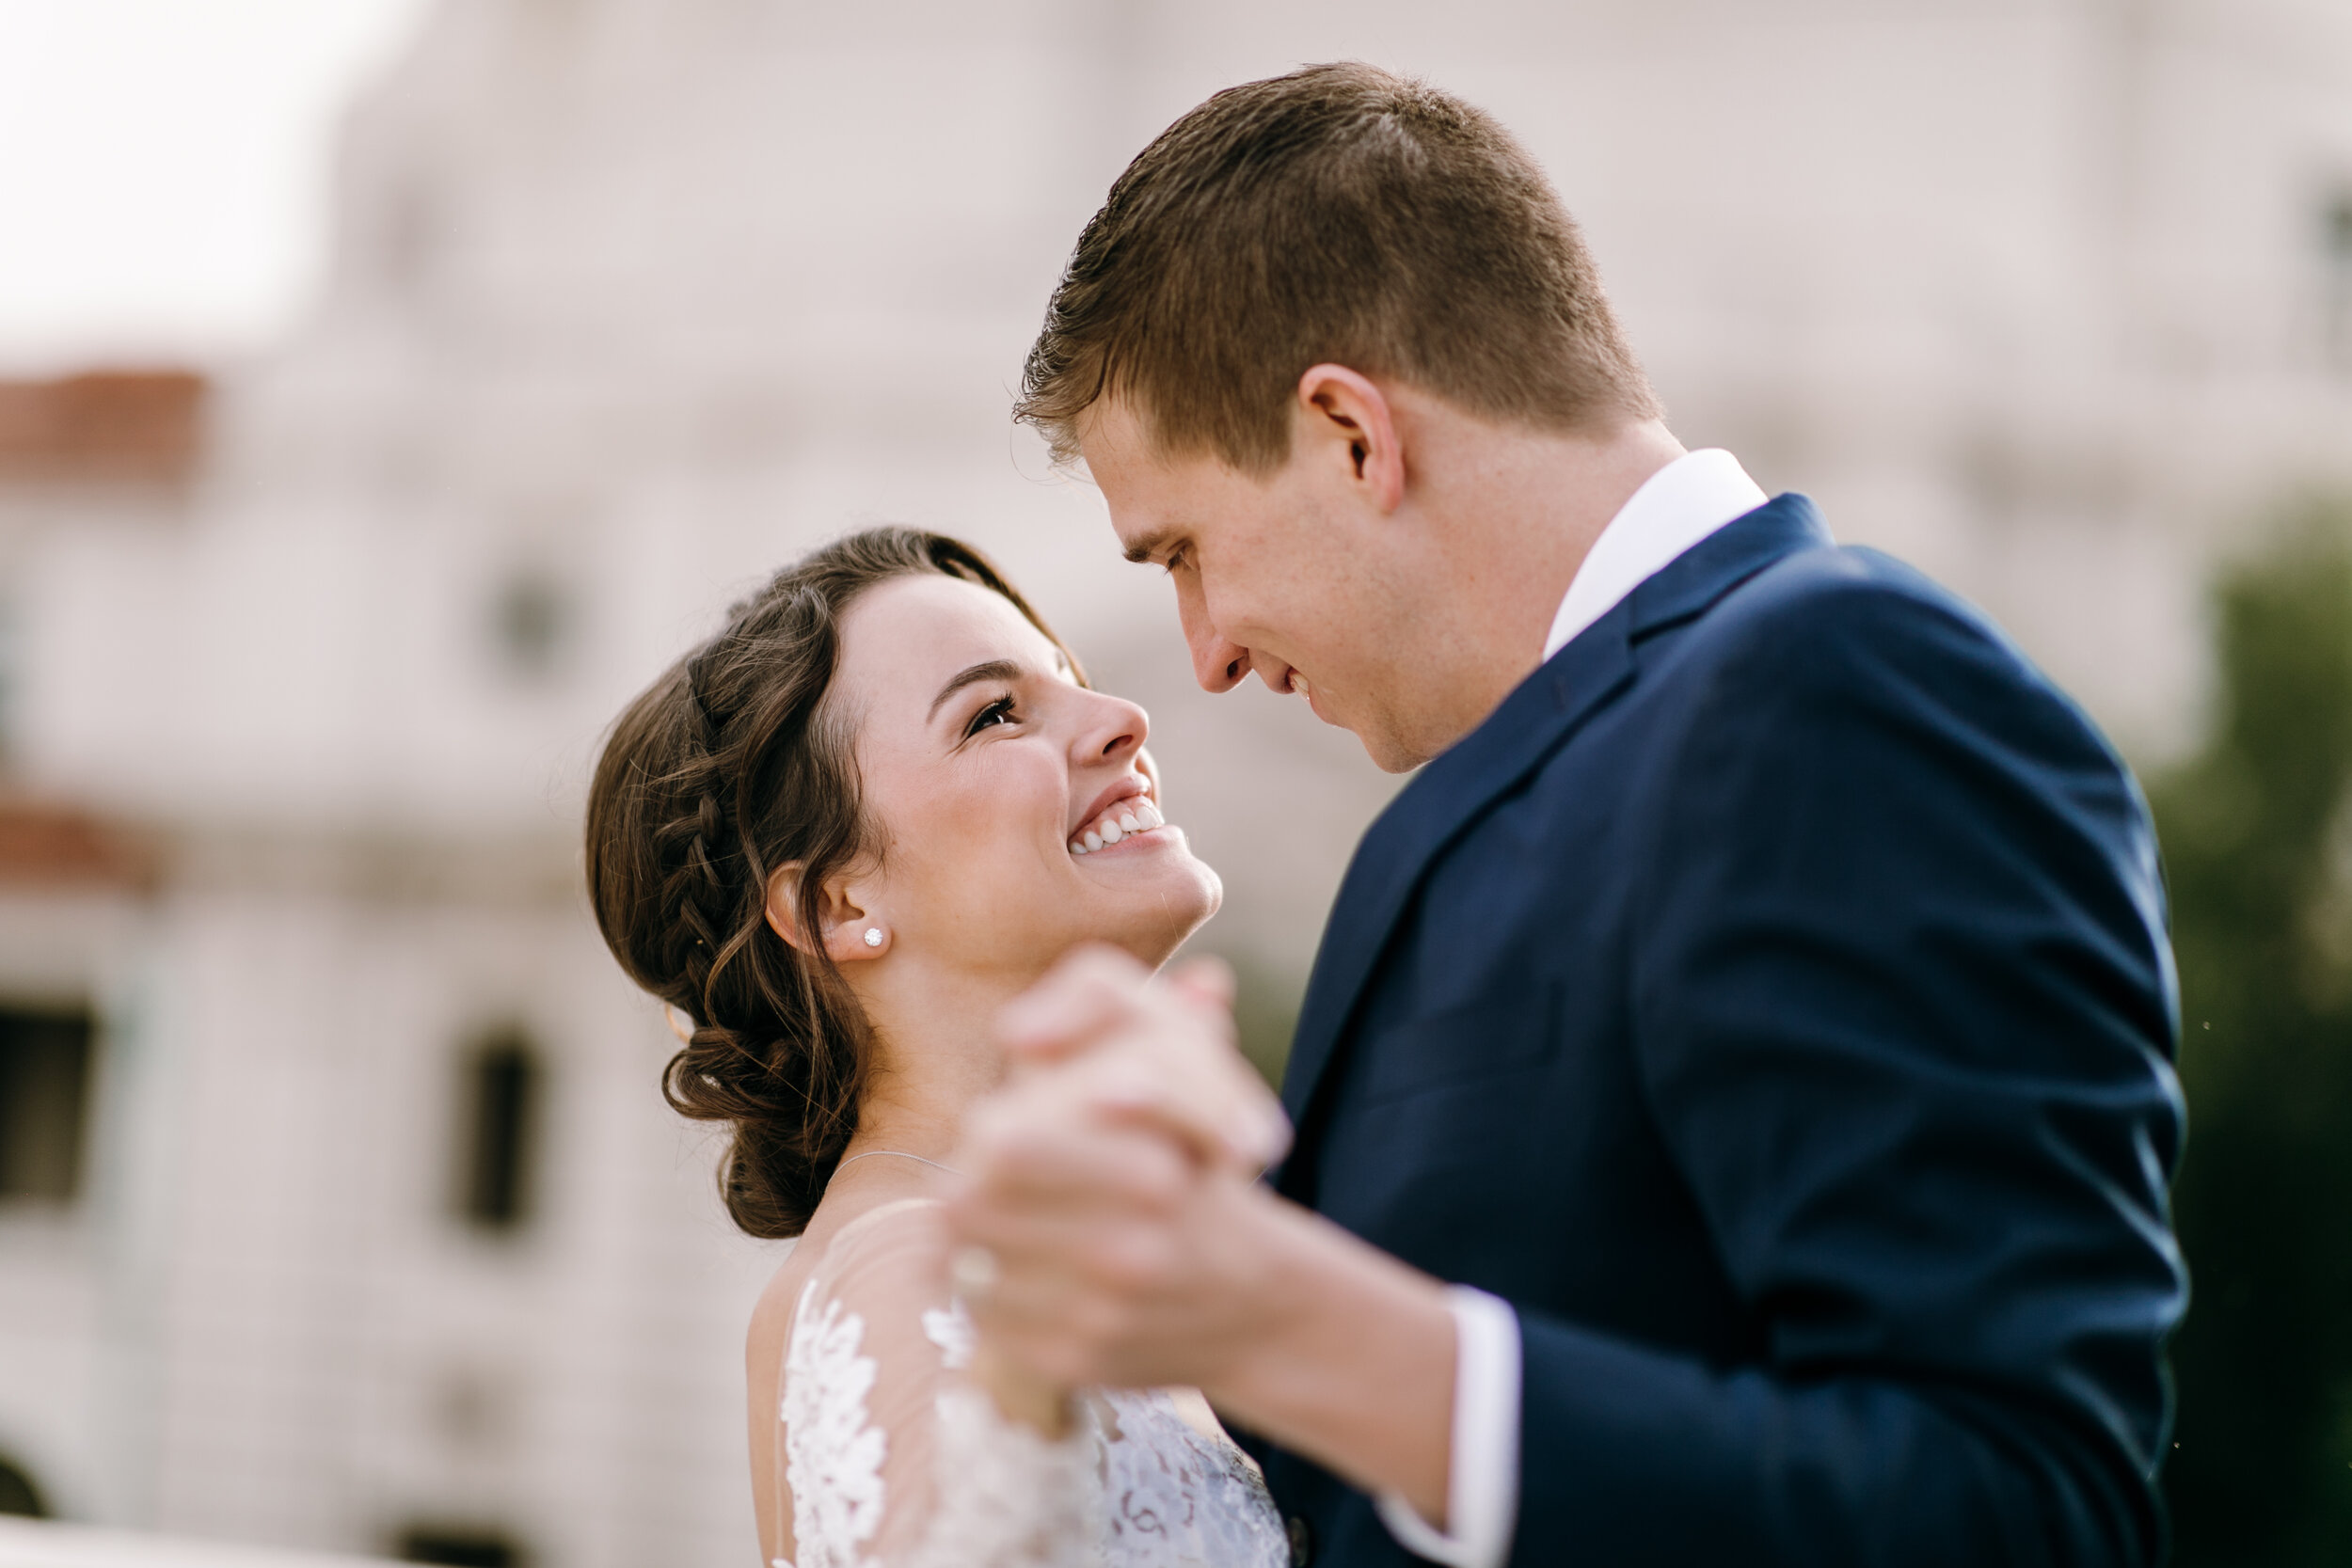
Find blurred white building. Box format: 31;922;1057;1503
0;1;2348;1563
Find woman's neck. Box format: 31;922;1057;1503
839;960;1026;1168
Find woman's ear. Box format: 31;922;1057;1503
765;863;890;963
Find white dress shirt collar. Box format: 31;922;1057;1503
1540;449;1771;662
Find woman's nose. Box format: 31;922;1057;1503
1076;689;1149;762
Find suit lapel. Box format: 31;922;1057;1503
1278;495;1832;1129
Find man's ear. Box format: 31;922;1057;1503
764;863;890;963
1295;363;1405;513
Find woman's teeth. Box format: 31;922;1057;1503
1070;799;1166;855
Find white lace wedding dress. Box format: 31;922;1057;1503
771;1198;1292;1568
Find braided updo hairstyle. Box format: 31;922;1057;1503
585;528;1080;1238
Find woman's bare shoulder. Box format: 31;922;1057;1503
746;1192;949;1369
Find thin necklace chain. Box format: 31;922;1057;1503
833;1148;961;1180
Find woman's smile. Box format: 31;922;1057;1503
828;570;1220;970
1068;777;1172;856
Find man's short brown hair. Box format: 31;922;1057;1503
1016;62;1662;472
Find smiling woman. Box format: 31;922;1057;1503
582;527;1277;1567
584;527;1216;1239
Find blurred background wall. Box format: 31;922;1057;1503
0;1;2348;1563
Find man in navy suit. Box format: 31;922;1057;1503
946;62;2186;1566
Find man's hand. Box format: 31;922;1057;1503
950;1103;1287;1390
990;943;1292;1170
946;942;1290;1391
945;944;1458;1521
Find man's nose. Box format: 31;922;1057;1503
1191;632;1251;694
1181;592;1249;693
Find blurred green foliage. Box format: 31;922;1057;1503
2153;498;2352;1565
1222;953;1301;1092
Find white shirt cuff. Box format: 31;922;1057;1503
1373;1285;1521;1568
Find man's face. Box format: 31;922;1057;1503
1077;397;1427;771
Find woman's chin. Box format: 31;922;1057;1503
1088;854;1221;966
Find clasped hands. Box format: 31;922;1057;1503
943;944;1294;1412
946;944;1462;1523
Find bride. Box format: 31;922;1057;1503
583;529;1293;1567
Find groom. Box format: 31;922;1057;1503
947;63;2186;1568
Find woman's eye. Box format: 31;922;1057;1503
964;696;1017;737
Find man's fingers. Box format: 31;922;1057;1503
995;943;1152;1063
948;1121;1199;1387
1085;1053;1290;1169
1094;1092;1290;1172
957;1097;1197;1212
998;1027;1288;1170
1165;954;1238;1014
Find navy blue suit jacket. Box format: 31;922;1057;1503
1258;497;2187;1566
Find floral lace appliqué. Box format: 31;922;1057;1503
780;1280;887;1568
776;1212;1286;1568
908;1387;1103;1568
1095;1390;1291;1568
910;1299;1286;1566
920;1302;975;1370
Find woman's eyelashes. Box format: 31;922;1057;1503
961;692;1019;739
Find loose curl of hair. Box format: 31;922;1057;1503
584;528;1079;1238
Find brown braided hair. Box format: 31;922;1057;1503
584;528;1079;1237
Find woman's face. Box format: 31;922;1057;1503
823;572;1221;985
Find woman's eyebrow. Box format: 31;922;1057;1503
928;658;1024;721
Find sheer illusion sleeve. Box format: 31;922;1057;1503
771;1198;1102;1568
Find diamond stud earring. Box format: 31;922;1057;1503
864;927;883;948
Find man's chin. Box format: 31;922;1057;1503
1357;727;1431;775
1297;683;1427;771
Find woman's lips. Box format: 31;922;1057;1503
1070;775;1148;837
1069;797;1168;855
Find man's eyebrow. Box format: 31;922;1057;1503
928;658;1024;721
1121;527;1179;566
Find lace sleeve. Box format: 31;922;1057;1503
772;1199;1102;1568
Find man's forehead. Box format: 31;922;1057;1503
1076;404;1212;561
1073;394;1147;467
1077;396;1199;499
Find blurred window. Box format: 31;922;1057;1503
454;1029;539;1232
397;1526;524;1567
0;591;18;763
0;1004;95;1203
0;1452;47;1517
488;568;575;683
2326;187;2352;372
